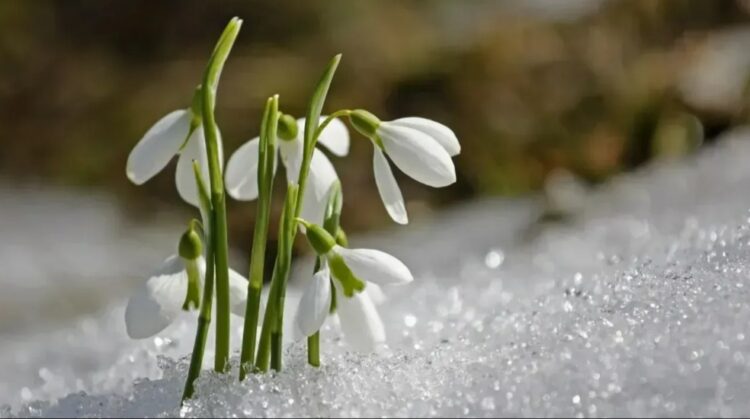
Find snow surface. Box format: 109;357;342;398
5;127;750;417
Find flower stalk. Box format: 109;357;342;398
182;162;215;402
256;183;298;371
201;17;242;372
254;54;342;371
239;95;279;379
307;180;343;366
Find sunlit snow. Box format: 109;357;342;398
5;126;750;417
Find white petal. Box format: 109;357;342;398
365;282;387;305
225;137;261;200
294;266;332;338
373;148;408;224
315;116;350;156
278;136;304;184
229;268;249;317
175;128;209;207
127;110;191;185
335;287;385;352
335;245;413;286
125;255;188;339
299;149;339;226
390;117;460;156
378;124;456;187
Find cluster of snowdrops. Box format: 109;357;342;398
122;18;460;401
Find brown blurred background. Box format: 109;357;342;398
3;0;750;255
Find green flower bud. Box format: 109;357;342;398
179;222;203;260
298;218;336;255
335;228;348;247
349;109;381;138
278;113;298;141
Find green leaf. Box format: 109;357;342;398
204;17;242;95
303;54;342;153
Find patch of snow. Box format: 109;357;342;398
6;127;750;416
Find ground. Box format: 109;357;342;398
4;127;750;417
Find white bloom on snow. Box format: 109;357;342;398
124;254;248;339
126;109;220;207
351;111;460;225
224;117;349;225
293;243;413;352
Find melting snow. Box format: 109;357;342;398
6;127;750;417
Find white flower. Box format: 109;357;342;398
224;117;349;225
292;245;412;352
350;111;460;225
126;109;219;207
374;118;459;224
124;254;248;339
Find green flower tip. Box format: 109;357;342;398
349;109;381;139
298;218;336;255
179;221;203;260
328;253;366;297
278;113;298;141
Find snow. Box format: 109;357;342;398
5;126;750;417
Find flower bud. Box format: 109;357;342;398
278;113;298;141
299;219;336;255
178;222;203;260
349;109;380;138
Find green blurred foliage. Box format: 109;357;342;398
1;0;750;249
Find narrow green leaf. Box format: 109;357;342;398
303;54;342;153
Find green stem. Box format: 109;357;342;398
257;54;342;372
315;109;351;140
239;95;279;379
306;258;323;367
201;17;242;373
181;226;215;400
256;184;297;372
270;57;342;370
307;332;320;367
182;162;215;402
306;181;342;367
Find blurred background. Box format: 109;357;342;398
3;0;750;330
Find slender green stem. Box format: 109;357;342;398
257;54;342;372
307;332;320;367
239;95;279;379
201;17;242;373
268;56;342;370
315;109;351;140
305;181;342;366
256;184;297;372
182;217;215;400
182;162;215;402
306;258;323;367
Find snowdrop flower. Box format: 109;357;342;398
293;220;412;351
348;110;460;224
126;90;217;207
125;225;248;339
225;115;349;225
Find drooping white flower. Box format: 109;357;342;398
124;254;248;339
126;108;219;207
292;222;412;351
224;116;349;225
350;110;460;225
